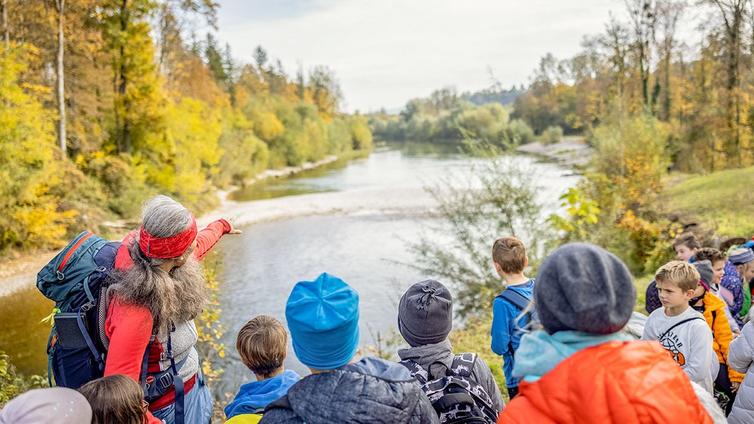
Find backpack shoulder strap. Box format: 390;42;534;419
450;353;477;378
496;288;531;311
399;359;429;385
659;316;705;341
98;285;115;351
448;353;497;417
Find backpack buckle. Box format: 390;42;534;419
156;372;174;390
56;270;65;280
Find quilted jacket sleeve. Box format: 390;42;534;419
729;321;754;374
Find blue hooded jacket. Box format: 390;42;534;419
225;370;301;419
491;279;535;388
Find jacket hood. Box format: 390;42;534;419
513;330;632;382
224;370;301;419
397;339;453;368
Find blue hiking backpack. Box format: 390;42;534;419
37;231;120;389
495;287;537;328
38;230;188;424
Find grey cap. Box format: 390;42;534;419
693;260;714;287
398;280;453;347
535;243;636;335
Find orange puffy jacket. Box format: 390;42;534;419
498;340;713;424
701;291;745;383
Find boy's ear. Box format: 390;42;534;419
493;262;503;275
524;257;529;268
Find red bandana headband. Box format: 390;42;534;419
138;217;198;259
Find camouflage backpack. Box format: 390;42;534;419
400;353;497;424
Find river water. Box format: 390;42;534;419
0;143;577;398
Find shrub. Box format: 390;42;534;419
541;125;563;144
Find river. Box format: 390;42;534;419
0;142;577;398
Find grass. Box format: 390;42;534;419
657;166;754;238
633;273;654;313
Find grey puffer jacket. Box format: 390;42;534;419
398;339;504;413
260;356;438;424
729;320;754;424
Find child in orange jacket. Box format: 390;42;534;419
690;260;745;414
498;244;715;424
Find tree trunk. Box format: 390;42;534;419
639;41;649;109
725;15;742;166
2;0;8;48
55;0;66;156
662;50;671;120
116;0;130;153
710;0;745;166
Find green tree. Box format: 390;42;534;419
101;0;165;154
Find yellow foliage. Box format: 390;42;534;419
591;114;670;208
196;254;226;385
145;97;223;206
251;111;285;141
0;44;73;250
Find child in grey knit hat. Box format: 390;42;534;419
396;280;504;417
499;243;719;423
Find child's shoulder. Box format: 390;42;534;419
646;307;665;320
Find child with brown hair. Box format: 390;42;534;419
695;247;743;330
78;374;147;424
224;315;300;424
490;236;534;399
642;261;717;392
674;232;702;261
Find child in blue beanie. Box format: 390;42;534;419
225;315;300;424
260;273;438;424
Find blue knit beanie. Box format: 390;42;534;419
730;248;754;266
285;273;360;370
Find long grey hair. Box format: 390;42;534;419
112;195;208;330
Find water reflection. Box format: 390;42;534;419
0;287;54;375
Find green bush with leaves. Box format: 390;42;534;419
550;114;675;273
0;351;46;407
370;89;535;149
410;144;551;316
541;125;564;144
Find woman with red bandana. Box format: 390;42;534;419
104;195;240;424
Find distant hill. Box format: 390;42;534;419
460;85;524;106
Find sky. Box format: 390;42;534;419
216;1;662;112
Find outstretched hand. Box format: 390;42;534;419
226;220;242;234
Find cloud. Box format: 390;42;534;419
218;0;624;112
